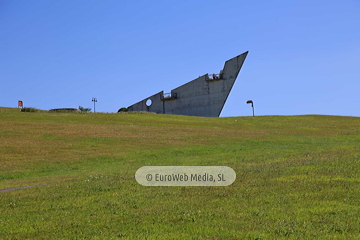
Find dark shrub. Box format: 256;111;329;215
78;106;91;112
20;107;38;112
118;107;128;113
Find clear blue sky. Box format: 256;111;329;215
1;0;359;117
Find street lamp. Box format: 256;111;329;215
246;100;254;116
92;97;97;112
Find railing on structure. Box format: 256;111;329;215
205;72;223;81
161;92;177;101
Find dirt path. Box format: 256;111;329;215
0;183;48;193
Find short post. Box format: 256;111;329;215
92;97;97;112
246;100;254;116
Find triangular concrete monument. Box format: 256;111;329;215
127;51;248;117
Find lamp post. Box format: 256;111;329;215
92;97;97;112
246;100;254;116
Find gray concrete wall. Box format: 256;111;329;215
127;91;164;113
127;51;248;117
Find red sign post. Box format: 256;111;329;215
18;100;23;108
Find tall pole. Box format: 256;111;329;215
252;102;254;117
246;100;254;117
92;97;97;112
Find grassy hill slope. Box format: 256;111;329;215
1;107;359;239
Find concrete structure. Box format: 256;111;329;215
127;51;248;117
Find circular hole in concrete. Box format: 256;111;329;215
146;99;152;107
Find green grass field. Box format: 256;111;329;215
1;107;359;239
